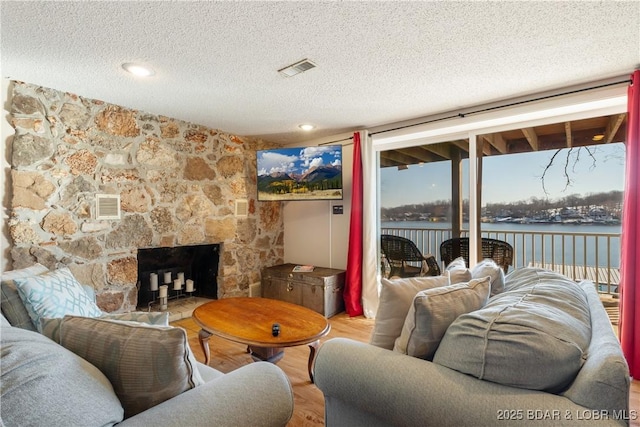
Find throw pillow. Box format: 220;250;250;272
1;321;124;426
100;311;170;325
41;311;170;343
433;278;591;393
471;259;505;296
394;276;491;359
0;263;49;330
57;315;205;418
445;257;472;284
13;267;103;331
369;274;450;350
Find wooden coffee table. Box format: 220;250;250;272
192;297;330;382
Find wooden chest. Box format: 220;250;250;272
261;264;346;318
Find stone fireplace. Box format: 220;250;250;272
136;244;219;309
7;81;284;313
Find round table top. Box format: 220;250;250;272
192;297;330;348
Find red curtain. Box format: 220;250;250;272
620;69;640;378
344;132;364;316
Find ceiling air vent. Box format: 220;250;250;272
278;59;317;77
235;199;249;217
96;194;121;220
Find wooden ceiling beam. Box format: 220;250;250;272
521;127;539;151
379;158;403;168
507;128;614;151
481;133;508;154
604;113;626;143
419;143;451;159
396;146;445;163
565;122;573;148
378;114;626;168
450;140;469;153
380;150;422;167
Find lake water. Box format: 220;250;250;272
381;221;622;268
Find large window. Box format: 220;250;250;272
373;86;627;287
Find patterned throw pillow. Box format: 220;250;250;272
13;267;103;331
1;263;50;330
57;315;205;418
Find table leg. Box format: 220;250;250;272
308;340;320;383
198;329;212;365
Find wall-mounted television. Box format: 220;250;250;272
257;145;343;201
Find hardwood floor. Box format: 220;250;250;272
173;313;640;427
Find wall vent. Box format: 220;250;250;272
235;199;249;217
96;194;121;220
278;59;317;77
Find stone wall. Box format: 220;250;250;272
7;81;284;312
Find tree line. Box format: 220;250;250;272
382;191;623;220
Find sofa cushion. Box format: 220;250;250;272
504;266;573;292
41;311;170;343
445;257;472;284
394;276;491;359
13;267;103;331
370;274;450;350
56;315;205;418
0;263;49;330
471;258;505;296
433;275;591;393
0;321;124;426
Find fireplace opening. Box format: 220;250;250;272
136;244;219;309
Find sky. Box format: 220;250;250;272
380;143;626;208
257;145;342;176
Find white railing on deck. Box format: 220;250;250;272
381;226;620;295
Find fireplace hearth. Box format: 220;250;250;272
137;244;219;309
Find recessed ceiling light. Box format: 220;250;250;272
592;134;605;141
298;124;315;131
121;63;155;77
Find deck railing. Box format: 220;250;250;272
381;226;621;296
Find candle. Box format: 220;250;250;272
163;272;172;284
186;279;194;292
173;278;182;291
177;272;185;284
149;273;158;291
159;285;168;298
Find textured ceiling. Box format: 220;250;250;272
2;1;639;145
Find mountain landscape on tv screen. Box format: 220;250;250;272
258;165;343;201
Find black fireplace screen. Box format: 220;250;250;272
136;244;219;308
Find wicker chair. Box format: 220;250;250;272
440;237;514;273
380;234;441;278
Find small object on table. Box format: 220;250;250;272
292;265;315;272
272;323;281;337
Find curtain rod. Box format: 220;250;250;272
320;77;631;147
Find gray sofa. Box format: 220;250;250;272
314;268;630;426
1;265;294;427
